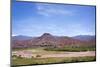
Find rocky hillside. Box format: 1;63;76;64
12;33;96;48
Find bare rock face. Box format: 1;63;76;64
41;33;53;37
12;33;96;48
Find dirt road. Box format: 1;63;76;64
12;51;95;58
41;51;95;58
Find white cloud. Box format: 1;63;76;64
36;3;75;17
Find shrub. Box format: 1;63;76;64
12;55;17;57
31;56;34;58
36;54;41;57
18;55;23;59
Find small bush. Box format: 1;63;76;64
12;55;17;57
18;55;23;59
31;56;34;58
36;54;41;57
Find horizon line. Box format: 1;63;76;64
12;33;96;37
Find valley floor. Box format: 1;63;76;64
12;48;96;66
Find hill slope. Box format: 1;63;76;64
12;33;96;48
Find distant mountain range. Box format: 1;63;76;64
12;33;96;48
72;35;95;41
12;35;33;40
12;34;95;41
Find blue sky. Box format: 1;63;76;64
12;1;96;37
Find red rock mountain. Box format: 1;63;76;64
12;33;95;48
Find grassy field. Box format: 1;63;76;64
12;56;96;66
44;47;96;52
13;46;96;52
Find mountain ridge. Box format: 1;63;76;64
12;33;96;48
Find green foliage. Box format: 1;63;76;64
44;46;95;52
12;55;17;58
12;56;95;66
